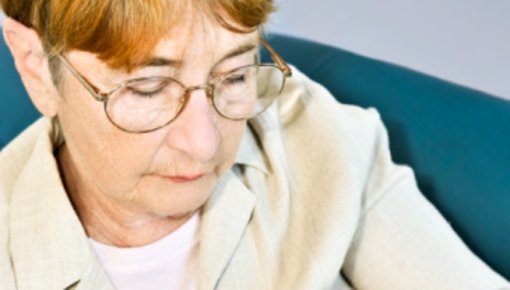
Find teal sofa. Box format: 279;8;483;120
2;32;509;279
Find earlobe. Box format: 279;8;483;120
2;18;58;117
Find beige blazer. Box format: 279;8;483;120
1;67;509;290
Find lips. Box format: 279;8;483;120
157;173;205;183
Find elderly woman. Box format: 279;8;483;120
0;1;508;290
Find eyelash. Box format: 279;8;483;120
223;74;246;85
128;87;164;98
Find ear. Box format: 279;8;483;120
2;17;58;117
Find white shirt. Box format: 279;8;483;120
88;213;200;290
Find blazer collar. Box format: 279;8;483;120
195;114;282;289
198;169;256;290
235;122;269;174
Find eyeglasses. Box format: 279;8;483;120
58;38;292;133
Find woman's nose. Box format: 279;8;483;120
164;89;220;162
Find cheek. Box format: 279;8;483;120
57;86;161;194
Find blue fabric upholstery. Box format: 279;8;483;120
1;31;509;279
0;33;40;146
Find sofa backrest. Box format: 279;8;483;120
0;32;40;147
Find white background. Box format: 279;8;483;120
266;0;510;99
2;2;509;99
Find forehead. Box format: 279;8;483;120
150;14;259;65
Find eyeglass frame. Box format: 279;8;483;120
57;37;292;133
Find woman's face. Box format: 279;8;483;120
56;15;258;218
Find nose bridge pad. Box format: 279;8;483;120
185;84;215;106
206;86;214;105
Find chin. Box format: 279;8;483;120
138;177;215;217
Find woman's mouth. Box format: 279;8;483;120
157;173;205;183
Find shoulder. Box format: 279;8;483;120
272;67;420;212
276;66;386;173
0;117;54;206
0;118;53;290
245;66;400;214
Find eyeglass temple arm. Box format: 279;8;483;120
259;37;292;77
57;55;109;101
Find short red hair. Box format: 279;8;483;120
1;0;275;70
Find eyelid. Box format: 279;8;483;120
125;67;177;81
211;53;258;79
128;86;165;97
209;68;242;82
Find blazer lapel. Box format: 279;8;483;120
8;120;113;289
198;169;256;290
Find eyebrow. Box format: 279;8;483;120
139;42;258;69
142;58;180;67
219;43;258;63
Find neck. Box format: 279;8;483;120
57;144;195;247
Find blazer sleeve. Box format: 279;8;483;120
341;118;510;290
